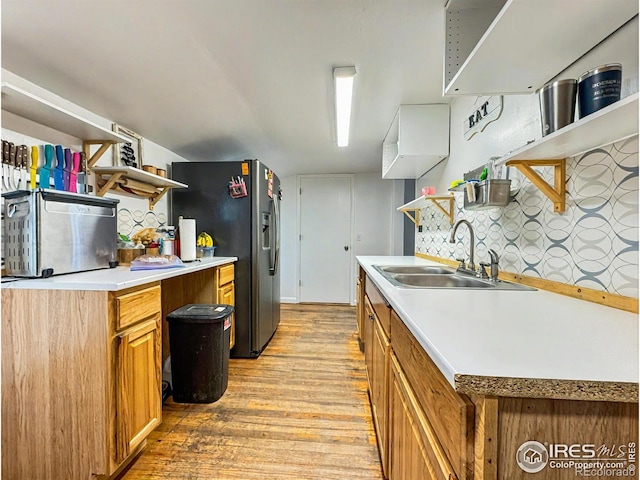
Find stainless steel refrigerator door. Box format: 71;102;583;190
271;174;281;332
251;162;276;353
171;161;256;357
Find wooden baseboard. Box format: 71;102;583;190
415;253;638;314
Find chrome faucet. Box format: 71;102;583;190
479;249;500;281
449;219;475;274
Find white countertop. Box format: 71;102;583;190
1;257;237;291
358;256;638;400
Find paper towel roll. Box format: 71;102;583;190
179;218;197;261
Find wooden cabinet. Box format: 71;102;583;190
111;284;162;474
363;297;375;391
366;279;390;337
391;309;474;480
218;280;235;349
216;263;236;349
115;317;162;464
364;279;391;476
356;268;365;351
359;271;639;480
1;265;236;479
372;315;390;476
1;282;164;479
389;353;456;480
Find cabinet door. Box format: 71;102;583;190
363;296;375;391
388;353;458;480
218;282;235;349
116;316;162;463
391;310;473;479
356;277;363;343
372;318;390;476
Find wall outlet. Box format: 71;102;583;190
418;225;423;233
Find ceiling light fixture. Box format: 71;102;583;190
333;66;356;147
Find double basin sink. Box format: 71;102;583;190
374;265;535;291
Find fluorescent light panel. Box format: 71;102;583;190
334;66;356;147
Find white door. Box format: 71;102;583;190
299;175;353;303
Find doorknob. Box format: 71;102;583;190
344;245;349;251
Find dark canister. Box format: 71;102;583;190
577;63;622;119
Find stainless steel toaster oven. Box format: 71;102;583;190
3;189;119;277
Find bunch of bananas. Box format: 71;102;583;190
197;232;214;247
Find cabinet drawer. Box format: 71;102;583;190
390;310;474;480
116;285;161;331
365;278;390;337
217;263;234;286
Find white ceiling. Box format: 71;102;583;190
1;0;448;178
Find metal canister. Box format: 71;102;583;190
577;63;622;119
537;79;577;136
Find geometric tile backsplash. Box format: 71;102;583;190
117;208;167;238
416;136;639;298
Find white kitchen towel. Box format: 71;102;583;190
179;218;197;261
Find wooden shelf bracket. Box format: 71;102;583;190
506;158;566;213
399;194;455;227
83;140;117;169
400;208;421;227
428;195;455;224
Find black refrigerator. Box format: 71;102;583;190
171;160;281;358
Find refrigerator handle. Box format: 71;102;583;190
269;197;275;274
270;195;280;275
274;194;280;274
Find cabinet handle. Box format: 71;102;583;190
368;314;375;321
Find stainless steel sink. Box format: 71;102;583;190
390;273;495;288
374;265;455;275
373;265;536;291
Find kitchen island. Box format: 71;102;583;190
1;257;237;480
357;255;638;480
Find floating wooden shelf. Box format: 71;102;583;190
93;166;187;210
506;159;566;213
397;194;455;226
1;82;130;168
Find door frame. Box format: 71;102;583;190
296;174;356;305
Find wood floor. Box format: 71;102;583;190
121;303;383;480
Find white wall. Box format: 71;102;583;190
279;175;298;303
279;172;401;303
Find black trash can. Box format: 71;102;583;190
167;304;234;403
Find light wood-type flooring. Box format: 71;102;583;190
120;303;383;480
